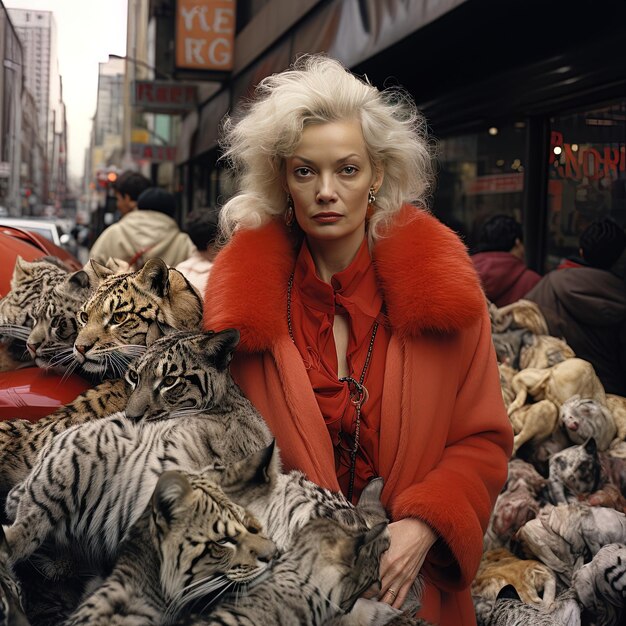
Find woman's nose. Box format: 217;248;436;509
316;175;337;203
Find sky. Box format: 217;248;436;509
5;0;128;181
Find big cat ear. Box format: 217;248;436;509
206;328;240;370
136;258;170;298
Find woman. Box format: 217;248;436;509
204;55;512;625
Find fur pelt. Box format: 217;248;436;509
507;358;606;415
472;548;557;608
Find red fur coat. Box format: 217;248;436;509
204;206;513;625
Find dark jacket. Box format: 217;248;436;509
525;267;626;395
471;251;541;307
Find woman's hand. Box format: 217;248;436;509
377;518;437;609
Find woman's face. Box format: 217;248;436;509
285;119;382;251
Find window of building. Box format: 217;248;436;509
546;100;626;270
433;121;526;251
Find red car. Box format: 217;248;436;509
0;226;91;421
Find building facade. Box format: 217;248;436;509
0;4;23;214
8;8;67;208
152;0;626;273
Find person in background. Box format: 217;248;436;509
113;170;151;217
176;209;220;295
471;214;541;307
204;54;512;625
90;187;196;268
88;171;151;258
526;216;626;395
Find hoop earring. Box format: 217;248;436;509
285;195;294;226
368;187;376;205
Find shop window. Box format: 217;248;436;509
434;121;526;251
546;100;626;270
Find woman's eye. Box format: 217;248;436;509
294;167;312;177
112;312;127;324
342;165;358;175
162;375;177;387
78;311;88;325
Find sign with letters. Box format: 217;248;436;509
175;0;236;72
131;143;177;163
132;80;198;114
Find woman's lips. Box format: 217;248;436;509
312;212;342;223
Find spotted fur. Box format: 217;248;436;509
73;258;202;377
62;470;276;626
548;438;602;504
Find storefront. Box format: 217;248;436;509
173;0;626;273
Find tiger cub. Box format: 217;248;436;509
0;256;68;371
62;470;276;626
203;442;417;626
73;257;203;378
174;515;390;626
25;260;120;374
4;329;273;572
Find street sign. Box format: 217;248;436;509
132;80;198;114
130;143;177;163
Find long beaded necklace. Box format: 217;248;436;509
287;272;378;501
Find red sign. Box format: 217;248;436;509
132;81;197;113
175;0;236;72
130;143;177;163
550;132;626;181
465;173;524;196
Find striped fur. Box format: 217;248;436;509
4;329;272;573
572;543;626;625
0;257;68;370
174;515;389;626
73;258;202;378
476;585;580;626
204;443;420;626
0;526;29;626
26;260;122;374
0;378;129;500
63;470;276;626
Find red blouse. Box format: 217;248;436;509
290;238;390;502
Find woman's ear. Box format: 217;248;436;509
372;166;384;193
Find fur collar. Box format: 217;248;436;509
204;206;486;351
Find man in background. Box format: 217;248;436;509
89;170;151;262
471;214;541;306
89;186;196;268
526;217;626;395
